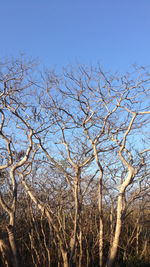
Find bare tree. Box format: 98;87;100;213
0;57;39;266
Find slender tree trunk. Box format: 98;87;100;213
92;144;104;267
110;204;114;247
106;167;134;267
69;167;81;267
78;230;83;267
136;218;140;256
106;193;123;267
86;247;90;267
7;225;21;267
98;170;103;267
69;180;78;266
8;176;21;267
61;247;69;267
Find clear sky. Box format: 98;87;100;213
1;0;150;72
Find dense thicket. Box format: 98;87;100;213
1;192;150;266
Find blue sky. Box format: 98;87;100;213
1;0;150;72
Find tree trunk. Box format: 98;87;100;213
78;230;83;267
136;218;140;256
69;167;81;267
7;225;21;267
98;171;103;267
110;204;114;247
61;247;69;267
106;194;122;267
106;168;134;267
